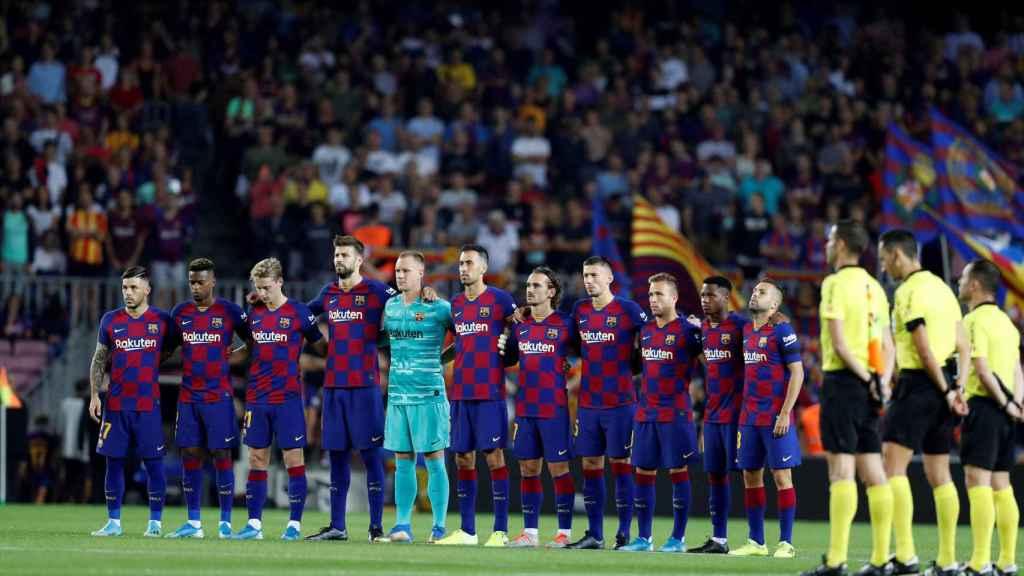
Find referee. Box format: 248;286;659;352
802;221;895;576
957;259;1021;576
878;230;968;576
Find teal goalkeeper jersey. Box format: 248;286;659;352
382;294;453;405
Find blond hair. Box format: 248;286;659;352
250;257;284;281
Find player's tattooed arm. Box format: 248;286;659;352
88;343;110;422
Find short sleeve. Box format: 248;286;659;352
499;290;517;318
967;316;989;359
902;284;927;325
626;299;648;326
297;303;322;343
306;284;330;317
776;322;802;364
376;281;398;301
97;312;112;346
820;276;845;321
872;281;890;328
436;300;454;329
229;301;252;341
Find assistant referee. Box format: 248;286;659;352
957;259;1021;576
802;220;895;576
878;229;968;576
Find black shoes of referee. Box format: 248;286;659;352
800;556;849;576
565;531;605;549
305;525;349;541
689;537;729;554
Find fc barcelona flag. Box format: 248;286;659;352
631;196;742;315
930;109;1024;238
592;195;631;298
881;124;939;242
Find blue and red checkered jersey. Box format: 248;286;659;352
509;311;576;418
98;306;177;412
637;318;703;422
451;287;517;400
701;312;749;424
246;299;322;405
172;298;251;403
573;296;647;409
740;319;802;426
308;279;396;389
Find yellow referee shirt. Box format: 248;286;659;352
820;266;889;372
892;269;961;370
963;303;1021;400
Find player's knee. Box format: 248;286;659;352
772;468;792;489
742;469;764;487
519;459;542;477
182;447;205;460
991;472;1011;491
483;449;505;469
963;465;991;488
454;452;476;470
282;448;304;469
209;449;230;461
248;449;269;470
668;466;688;475
922;456;951;487
638;468;657;476
548;461;570;477
582;456;604;470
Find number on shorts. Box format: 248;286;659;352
244;410;252;429
512;422;518;443
101;422;112;440
736;430;742;450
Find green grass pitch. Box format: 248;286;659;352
0;504;967;575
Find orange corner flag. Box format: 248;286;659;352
0;367;23;409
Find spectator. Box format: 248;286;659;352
438;171;478;212
367;97;402;153
511;116;551;188
364;129;402;176
438;49;477;93
736;192;770;272
253;193;298;277
405;97;445;161
528;48;567;98
30;141;67;207
225;76;260;139
25;185;58;241
408;203;447;251
447;201;480;247
596;153;629;200
242;124;288;182
26;43;65;104
29;108;73;165
988;79;1024;123
738;158;785;215
369;177;407;232
283;163;328;208
476;210;519;276
580;108;612;166
31;229;67;276
327;164;371;216
312;124;351;188
107;67;144;120
2;191;30;273
65;186;107;276
93;33;119;92
760;212;802;269
441;130;484;188
302;202;339;283
105;188;148;271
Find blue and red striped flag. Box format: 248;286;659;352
930;109;1024;238
591;195;631;298
881;124;939;242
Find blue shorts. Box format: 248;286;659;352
703;421;740;474
451;399;508;454
513;409;572;463
243;397;307;450
97;408;166;459
574;405;636;458
175;397;239;450
736;423;802;471
631;417;698;470
322;387;384;451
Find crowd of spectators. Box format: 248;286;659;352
3;3;1024;379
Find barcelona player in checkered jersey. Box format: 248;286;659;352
233;258;326;541
501;266;579;549
302;236;396;543
730;278;804;559
568;256;648;550
89;266;180;537
619;273;703;553
165;258;254;540
435;245;517;547
691;275;749;554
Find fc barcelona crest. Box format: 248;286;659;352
211;317;223;329
479;306;491;318
721;333;731;345
665;334;676;345
147;323;159;334
354;295;366;306
415;312;425;321
546;328;559;339
758;336;768;348
605;315;618;327
279;317;291;329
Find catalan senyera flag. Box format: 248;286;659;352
0;367;23;409
631;195;742;315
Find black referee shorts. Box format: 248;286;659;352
882;369;957;455
961;396;1016;472
821;370;882;454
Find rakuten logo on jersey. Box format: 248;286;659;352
114;337;158;351
704;348;732;361
183;332;222;344
743;351;768;364
455;322;489;336
641;347;674;361
253;331;288;343
519;340;555;354
580;331;615;344
329;309;364;323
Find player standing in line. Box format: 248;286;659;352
568;256;648;550
956;260;1020;576
502;267;578;549
379;251;455;543
730;279;803;559
232;258;325;541
436;245;517;547
802;221;896;576
89;266;178;537
303;236;396;543
165;258;254;539
618;273;702;553
877;230;967;576
689;275;748;554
